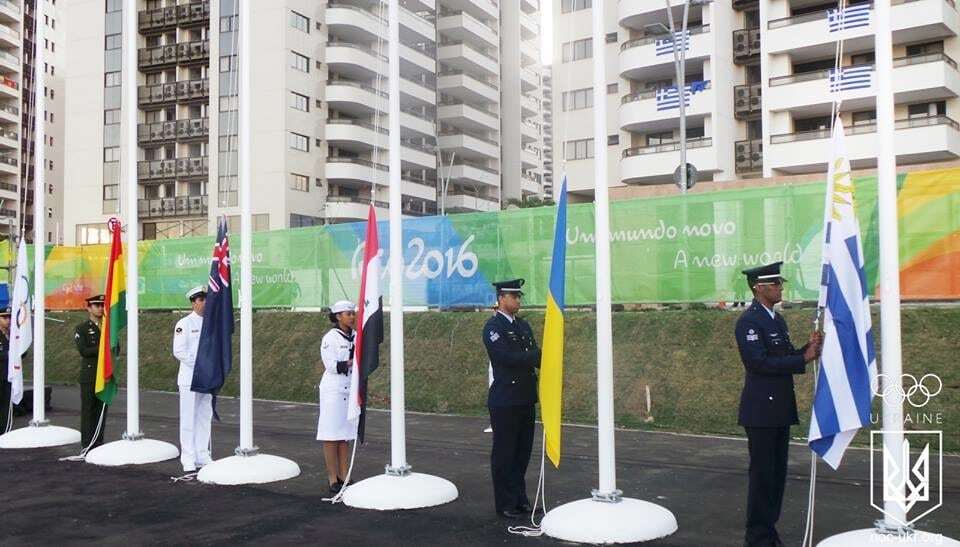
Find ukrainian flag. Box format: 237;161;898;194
540;178;567;468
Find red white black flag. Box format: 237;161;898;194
347;205;383;443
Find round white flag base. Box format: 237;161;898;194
197;453;300;485
0;424;80;449
541;498;678;544
84;438;179;466
818;528;960;546
343;472;459;510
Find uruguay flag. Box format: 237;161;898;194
808;116;877;469
348;205;383;443
539;177;567;468
192;215;235;419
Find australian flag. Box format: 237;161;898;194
192;215;234;419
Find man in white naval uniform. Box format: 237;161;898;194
173;286;213;473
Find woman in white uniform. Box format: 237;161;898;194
317;300;357;493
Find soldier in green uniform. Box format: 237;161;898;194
75;294;107;450
0;308;12;434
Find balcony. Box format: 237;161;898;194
620;137;716;184
138;196;209;219
445;192;499;212
176;118;209;140
438;101;500;132
766;0;958;56
438;70;499;104
138;82;177;106
139;121;177;143
138;44;178;69
138;6;178;32
439;131;500;160
176;78;209;102
735;139;763;174
733;28;761;65
443;0;498;21
177;40;209;64
522;145;541;168
176;2;210;26
324;197;381;222
521;119;539;143
520;11;539;41
137;159;176;181
448;161;499;187
521;94;539;118
734;84;762;120
0;49;19;73
438;11;499;49
326;42;386;81
0;152;15;174
176;156;209;178
620;82;713;133
521;175;541;196
620;25;711;80
325;80;386;116
767;115;960;173
0;23;20;48
0;102;17;124
0;0;20;23
733;0;758;10
766;53;960;112
521;67;539;93
0;76;16;99
439;41;499;78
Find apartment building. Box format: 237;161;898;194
541;64;553;196
553;0;960;197
62;0;545;245
0;0;64;244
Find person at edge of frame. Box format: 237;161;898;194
735;261;822;547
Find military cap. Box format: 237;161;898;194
186;285;207;301
493;278;525;296
742;261;787;286
85;294;105;305
330;300;355;314
0;307;10;317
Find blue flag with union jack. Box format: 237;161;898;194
192;215;234;418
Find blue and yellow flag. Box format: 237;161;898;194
540;178;567;467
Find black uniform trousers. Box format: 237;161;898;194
0;380;11;434
744;426;790;547
79;382;107;449
489;404;535;512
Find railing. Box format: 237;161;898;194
770;115;959;143
0;103;17;116
175;156;209;177
177;40;209;63
328;157;387;171
439;9;498;33
139;2;209;31
438;100;499;117
621;80;711;103
894;52;958;69
439;130;499;147
177;2;210;25
327;41;387;62
0;77;17;92
438;70;499;91
439;40;498;63
0;23;20;43
0;49;19;67
735;139;763;174
770;53;957;86
622;136;712;157
138;44;179;67
767;0;936;29
327;118;387;135
0;153;17;167
138;195;209;219
326;79;387;98
0;127;18;141
0;0;21;15
138;79;208;105
451;160;499;175
138;159;176;180
734;83;762;118
621;25;710;51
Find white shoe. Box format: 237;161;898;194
183;466;197;473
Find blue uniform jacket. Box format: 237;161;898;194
483;312;540;408
735;300;808;427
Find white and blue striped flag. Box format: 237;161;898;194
807;116;877;470
829;65;873;92
655;30;689;56
827;3;871;32
655;80;709;111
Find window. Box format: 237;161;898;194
606;32;617;44
687;126;706;139
220;15;238;32
290;214;320;228
647;131;674;146
852;110;876;126
104;109;121;124
908;101;946;118
607;83;618;94
561;0;591;13
564;138;594;161
562;38;592;63
104;72;121;87
219;175;238;207
103;185;119;200
290;10;309;33
288;132;309;151
105;34;121;50
219;55;237;72
794;116;831;132
607;134;619;146
289;173;309;192
850;52;875;66
290;51;309;73
562;88;592;111
103;147;120;162
906;41;944;57
77;223;111;245
289;91;309;112
106;0;121;13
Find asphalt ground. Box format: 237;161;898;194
2;386;958;546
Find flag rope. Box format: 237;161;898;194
507;430;549;537
58;403;107;462
323;437;360;504
801;359;821;547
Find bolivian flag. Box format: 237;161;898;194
95;218;126;404
540;178;567;468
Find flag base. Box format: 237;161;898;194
818;528;960;546
0;423;80;449
343;472;459;510
84;437;179;466
541;497;677;544
197;452;300;485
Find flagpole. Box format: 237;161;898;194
84;0;178;466
198;0;299;485
341;0;457;510
818;1;959;545
541;0;677;541
0;0;80;448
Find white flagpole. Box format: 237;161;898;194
0;0;79;448
541;0;677;541
197;0;299;485
341;0;457;510
84;0;178;466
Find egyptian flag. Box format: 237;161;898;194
347;205;383;443
95;218;127;405
192;216;234;419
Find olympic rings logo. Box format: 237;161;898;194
873;373;943;408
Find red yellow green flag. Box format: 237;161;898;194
95;218;126;404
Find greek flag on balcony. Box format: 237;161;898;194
807;116;877;470
827;3;871;32
655;30;690;56
828;65;873;92
655;80;709;111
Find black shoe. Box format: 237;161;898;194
516;503;532;513
329;480;343;494
498;509;523;519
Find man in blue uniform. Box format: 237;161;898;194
735;262;821;547
483;279;540;519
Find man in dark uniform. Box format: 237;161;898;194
482;279;541;519
75;294;107;450
0;308;12;434
735;262;821;547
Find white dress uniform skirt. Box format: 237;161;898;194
316;371;356;441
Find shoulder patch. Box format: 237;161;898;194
175;327;183;334
489;330;500;342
